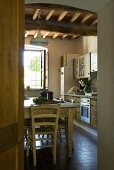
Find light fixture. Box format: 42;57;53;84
30;30;49;46
30;9;49;47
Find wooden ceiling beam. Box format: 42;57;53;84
52;33;59;39
72;35;80;38
25;19;97;36
45;10;55;20
43;32;49;38
70;12;81;22
62;34;68;39
91;19;97;25
57;11;68;21
26;4;96;15
25;31;29;37
81;14;93;23
33;9;40;20
34;31;38;38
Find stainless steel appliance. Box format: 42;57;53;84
80;98;90;123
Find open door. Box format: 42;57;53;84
0;0;24;170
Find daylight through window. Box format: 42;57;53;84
24;47;48;89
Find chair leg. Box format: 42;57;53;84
58;126;62;142
33;139;37;167
26;129;30;157
26;144;29;157
52;139;56;165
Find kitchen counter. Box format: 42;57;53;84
64;93;97;129
64;93;97;99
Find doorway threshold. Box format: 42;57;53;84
73;120;97;137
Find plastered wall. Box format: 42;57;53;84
25;36;97;97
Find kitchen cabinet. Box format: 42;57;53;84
90;98;97;128
76;53;90;79
91;50;98;72
64;93;97;127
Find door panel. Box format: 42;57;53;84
0;0;24;169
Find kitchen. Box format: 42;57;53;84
25;4;97;134
25;44;98;133
24;4;98;168
60;50;98;135
24;1;97;159
1;0;114;170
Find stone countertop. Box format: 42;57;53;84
64;93;97;99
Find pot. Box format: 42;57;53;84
40;90;53;100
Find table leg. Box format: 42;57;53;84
67;108;73;158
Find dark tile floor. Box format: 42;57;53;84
24;125;97;170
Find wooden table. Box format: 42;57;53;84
24;98;76;158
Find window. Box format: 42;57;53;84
24;45;48;89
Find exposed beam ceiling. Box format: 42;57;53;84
25;4;97;40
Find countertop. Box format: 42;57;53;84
64;93;97;99
24;98;76;108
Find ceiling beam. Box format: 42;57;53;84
62;34;68;39
25;19;97;36
72;35;80;38
57;11;68;21
26;4;96;15
34;31;38;38
45;10;55;20
81;14;93;23
33;9;40;20
25;31;29;37
70;12;81;22
91;19;97;25
43;32;49;38
52;33;59;39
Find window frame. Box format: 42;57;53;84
24;45;48;90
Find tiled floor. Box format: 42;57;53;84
24;125;97;170
73;120;97;137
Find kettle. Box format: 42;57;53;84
40;90;53;100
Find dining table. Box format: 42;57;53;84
24;98;76;158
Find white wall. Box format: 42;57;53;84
98;0;114;169
25;36;97;98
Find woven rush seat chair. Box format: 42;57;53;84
26;104;60;167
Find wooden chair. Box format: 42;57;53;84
24;119;31;144
26;104;60;167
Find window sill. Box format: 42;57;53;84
24;88;43;91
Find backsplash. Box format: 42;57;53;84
77;72;98;92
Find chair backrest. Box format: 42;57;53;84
31;104;60;134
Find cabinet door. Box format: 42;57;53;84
91;50;98;72
84;53;90;78
90;99;97;128
77;54;90;78
78;56;85;78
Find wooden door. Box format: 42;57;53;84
0;0;24;170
